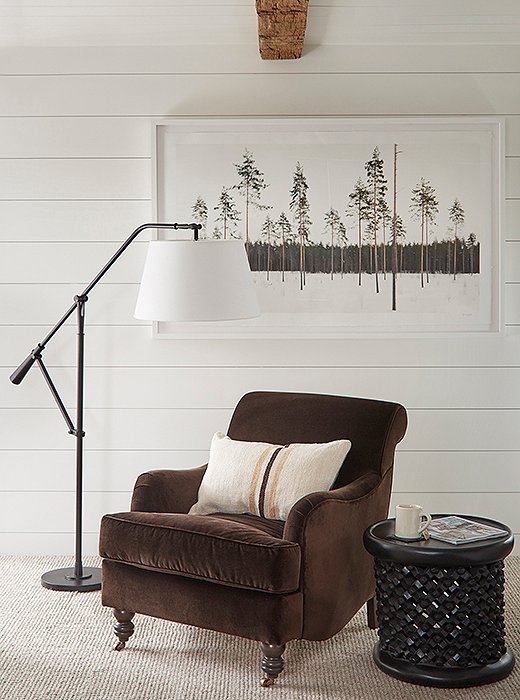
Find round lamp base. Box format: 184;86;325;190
41;566;102;592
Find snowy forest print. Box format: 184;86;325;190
157;119;499;334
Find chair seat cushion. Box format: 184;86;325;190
99;511;301;594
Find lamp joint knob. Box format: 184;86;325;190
31;343;45;360
69;429;86;438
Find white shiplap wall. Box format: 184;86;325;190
1;31;520;554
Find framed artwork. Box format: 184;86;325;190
152;117;502;338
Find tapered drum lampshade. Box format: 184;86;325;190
134;239;260;322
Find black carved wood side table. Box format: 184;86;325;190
363;515;515;688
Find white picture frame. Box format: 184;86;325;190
152;117;503;338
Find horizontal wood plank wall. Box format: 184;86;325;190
1;44;520;554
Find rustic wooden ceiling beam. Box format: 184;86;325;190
256;0;309;60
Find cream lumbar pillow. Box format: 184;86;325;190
189;432;352;521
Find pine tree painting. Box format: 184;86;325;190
379;199;391;280
191;196;208;237
449;198;465;280
214;187;240;240
289;162;311;291
162;119;492;332
261;214;275;281
365;147;388;294
411;179;438;288
337;222;348;277
324;208;341;280
276;212;291;282
391;215;406;270
347;178;371;286
466;232;478;274
233;149;268;256
423;183;439;284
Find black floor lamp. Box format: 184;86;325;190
9;222;259;592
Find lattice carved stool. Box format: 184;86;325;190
364;516;515;688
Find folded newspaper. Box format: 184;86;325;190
427;516;508;545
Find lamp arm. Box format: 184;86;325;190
82;222;200;297
35;354;76;434
9;222;201;385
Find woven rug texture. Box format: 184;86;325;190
0;555;519;700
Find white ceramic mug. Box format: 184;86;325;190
395;504;432;540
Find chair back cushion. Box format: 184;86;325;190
227;391;407;487
189;431;351;520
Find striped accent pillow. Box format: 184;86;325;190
188;432;351;521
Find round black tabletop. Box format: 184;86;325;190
364;514;514;567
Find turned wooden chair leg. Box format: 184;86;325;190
366;596;378;630
113;609;135;651
259;643;286;687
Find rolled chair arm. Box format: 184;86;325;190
283;472;380;543
131;465;207;514
282;469;393;641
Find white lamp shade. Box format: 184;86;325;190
134;239;260;322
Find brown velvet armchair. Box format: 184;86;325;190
99;391;407;685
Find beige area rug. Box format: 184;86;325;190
1;555;520;700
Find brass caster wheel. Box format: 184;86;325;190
260;677;275;688
114;641;126;651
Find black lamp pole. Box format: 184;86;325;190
10;222;201;591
